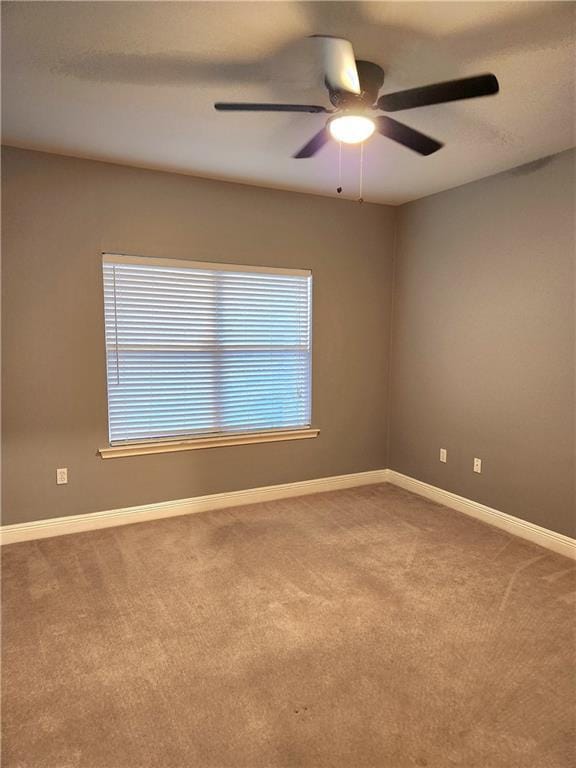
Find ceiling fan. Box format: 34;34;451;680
215;36;499;158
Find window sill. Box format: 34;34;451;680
99;428;320;459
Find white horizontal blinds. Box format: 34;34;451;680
103;256;312;444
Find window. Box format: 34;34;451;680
102;254;313;448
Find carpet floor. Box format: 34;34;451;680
2;484;575;767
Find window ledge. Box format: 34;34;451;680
99;428;320;459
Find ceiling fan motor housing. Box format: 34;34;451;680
328;60;385;109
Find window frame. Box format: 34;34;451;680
99;253;318;458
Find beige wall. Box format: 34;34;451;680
389;150;575;538
3;147;574;538
1;147;396;525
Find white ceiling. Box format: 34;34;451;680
2;1;575;205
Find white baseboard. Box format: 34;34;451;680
386;470;576;560
2;468;574;560
0;469;388;545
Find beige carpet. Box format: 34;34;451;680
2;484;575;767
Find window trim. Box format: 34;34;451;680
103;253;311;277
99;427;319;459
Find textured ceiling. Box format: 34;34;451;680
2;1;575;204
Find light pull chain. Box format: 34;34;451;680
358;142;364;203
335;141;365;202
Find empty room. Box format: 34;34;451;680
1;2;575;766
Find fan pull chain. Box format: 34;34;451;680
337;141;343;194
358;142;364;203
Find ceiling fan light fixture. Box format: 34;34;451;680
215;36;498;159
329;114;375;144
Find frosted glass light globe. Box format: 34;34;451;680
329;115;375;144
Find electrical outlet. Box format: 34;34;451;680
439;448;447;463
473;458;482;474
56;468;68;485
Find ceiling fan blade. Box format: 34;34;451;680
375;116;443;156
377;74;499;112
356;60;385;104
311;35;361;95
293;128;331;159
214;103;330;113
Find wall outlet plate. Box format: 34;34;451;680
440;448;447;463
473;458;482;474
56;468;68;485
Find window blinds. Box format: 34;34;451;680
102;255;312;444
